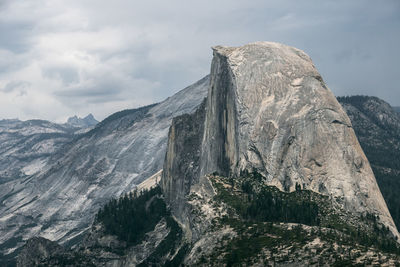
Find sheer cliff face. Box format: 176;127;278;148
161;100;206;227
162;42;399;239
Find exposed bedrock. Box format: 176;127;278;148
161;42;399;240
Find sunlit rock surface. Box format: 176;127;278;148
162;42;399;240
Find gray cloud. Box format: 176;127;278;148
0;22;33;53
0;0;399;122
1;80;29;94
42;66;80;86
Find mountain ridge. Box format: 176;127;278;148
0;75;209;263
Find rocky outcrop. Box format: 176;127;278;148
16;237;65;267
161;42;399;240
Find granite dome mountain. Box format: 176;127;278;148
2;42;400;266
161;42;399;245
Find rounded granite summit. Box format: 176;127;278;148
163;41;400;240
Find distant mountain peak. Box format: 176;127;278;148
66;113;98;128
84;113;95;120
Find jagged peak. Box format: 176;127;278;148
84;113;95;120
66;113;98;127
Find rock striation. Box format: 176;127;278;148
0;119;79;181
162;42;399;240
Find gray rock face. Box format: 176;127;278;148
162;42;399;240
0;119;84;264
0;119;79;181
161;100;206;229
0;76;209;259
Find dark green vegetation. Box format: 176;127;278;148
213;221;314;266
93;170;400;266
206;172;400;266
213;171;319;226
29;186;186;266
37;252;96;267
338;96;400;230
374;169;400;230
95;186;185;266
95;186;167;245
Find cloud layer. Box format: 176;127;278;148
0;0;399;122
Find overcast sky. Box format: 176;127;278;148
0;0;399;122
